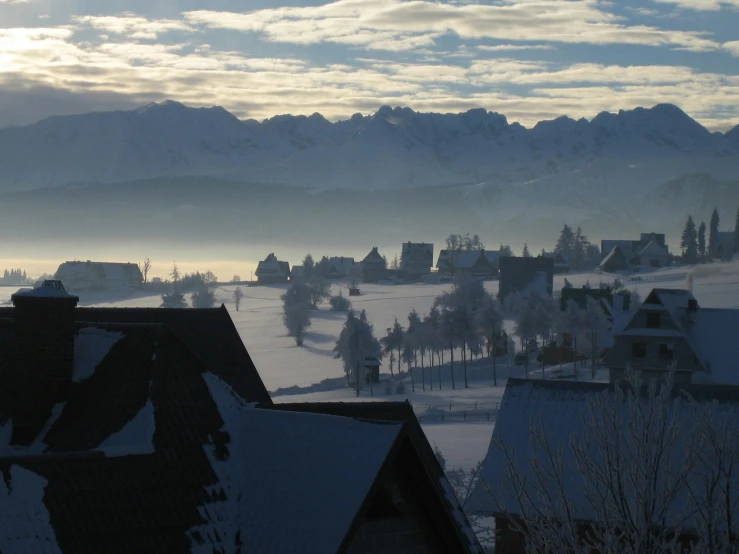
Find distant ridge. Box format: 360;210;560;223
0;101;737;194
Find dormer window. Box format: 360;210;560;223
646;312;661;329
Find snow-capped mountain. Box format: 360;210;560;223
0;101;737;193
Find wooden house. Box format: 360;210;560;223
361;247;388;283
54;261;143;291
255;253;290;284
399;242;433;281
604;288;739;385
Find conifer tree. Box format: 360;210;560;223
697;221;706;258
681;216;698;264
555;224;575;261
572;226;591;270
708;207;720;260
522;243;531;258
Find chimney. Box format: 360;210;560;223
7;280;79;445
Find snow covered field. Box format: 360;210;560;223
4;260;739;472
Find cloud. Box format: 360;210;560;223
651;0;739;9
0;0;30;3
0;22;737;132
72;14;195;39
477;44;555;51
724;41;739;56
184;0;720;52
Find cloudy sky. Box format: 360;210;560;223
1;0;738;130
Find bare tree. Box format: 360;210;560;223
232;287;244;311
139;257;151;284
487;367;739;553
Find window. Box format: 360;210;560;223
631;342;647;358
646;312;661;329
659;343;674;360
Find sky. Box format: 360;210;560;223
0;0;738;131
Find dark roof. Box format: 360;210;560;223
560;287;614;311
0;305;271;404
264;401;481;552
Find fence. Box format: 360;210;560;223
413;401;499;423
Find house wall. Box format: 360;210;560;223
346;515;436;554
606;336;697;372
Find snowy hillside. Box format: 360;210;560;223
0;101;737;194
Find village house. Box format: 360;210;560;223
465;378;739;553
599;244;630;272
326;256;356;279
600;232;670;270
497;256;554;301
255;253;290;284
0;281;481;553
54;261;143;291
604;287;739;385
541;250;570;274
361;247;389;283
716;231;735;261
290;264;304;281
399;242;434;281
435;249;500;279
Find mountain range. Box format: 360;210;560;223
1;101;738;251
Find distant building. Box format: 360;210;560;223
399;242;433;281
600;232;670;269
361;247;388;283
599;245;630;272
498;256;554;300
436;249;500;279
326;257;355;279
604;288;739;385
255;253;290;284
290;265;304;281
716;231;735;261
541;250;570;274
54;261;143;291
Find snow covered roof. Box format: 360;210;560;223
686;308;739;384
452;250;487;268
327;256;355;275
256;253;290;276
466;379;739;528
599;244;629;270
637;239;669;257
362;246;385;264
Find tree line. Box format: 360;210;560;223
680;205;739;263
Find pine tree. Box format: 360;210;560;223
682;216;698;264
680;215;698;264
522;243;531;258
499;244;514;257
572;226;591;270
708;207;720;260
555;224;575;262
697;221;706;258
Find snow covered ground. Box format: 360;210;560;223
3;260;739;472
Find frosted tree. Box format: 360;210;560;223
555;299;584;376
232;287;244;311
302;253;314;280
160;291;187;308
329;290;352;311
476;293;503;385
281;282;312;346
307;275;331;308
575;296;611;378
139;257;151;284
334;309;381;396
191;283;216;308
490;368;734;553
403;310;422;392
380;318;404;379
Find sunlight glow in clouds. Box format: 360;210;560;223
0;0;737;130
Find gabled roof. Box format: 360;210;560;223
599;245;629;270
0;305;271;404
265;401;481;552
637;239;669;257
466;378;739;525
255;253;290;277
400;243;434;269
362;247;385;264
